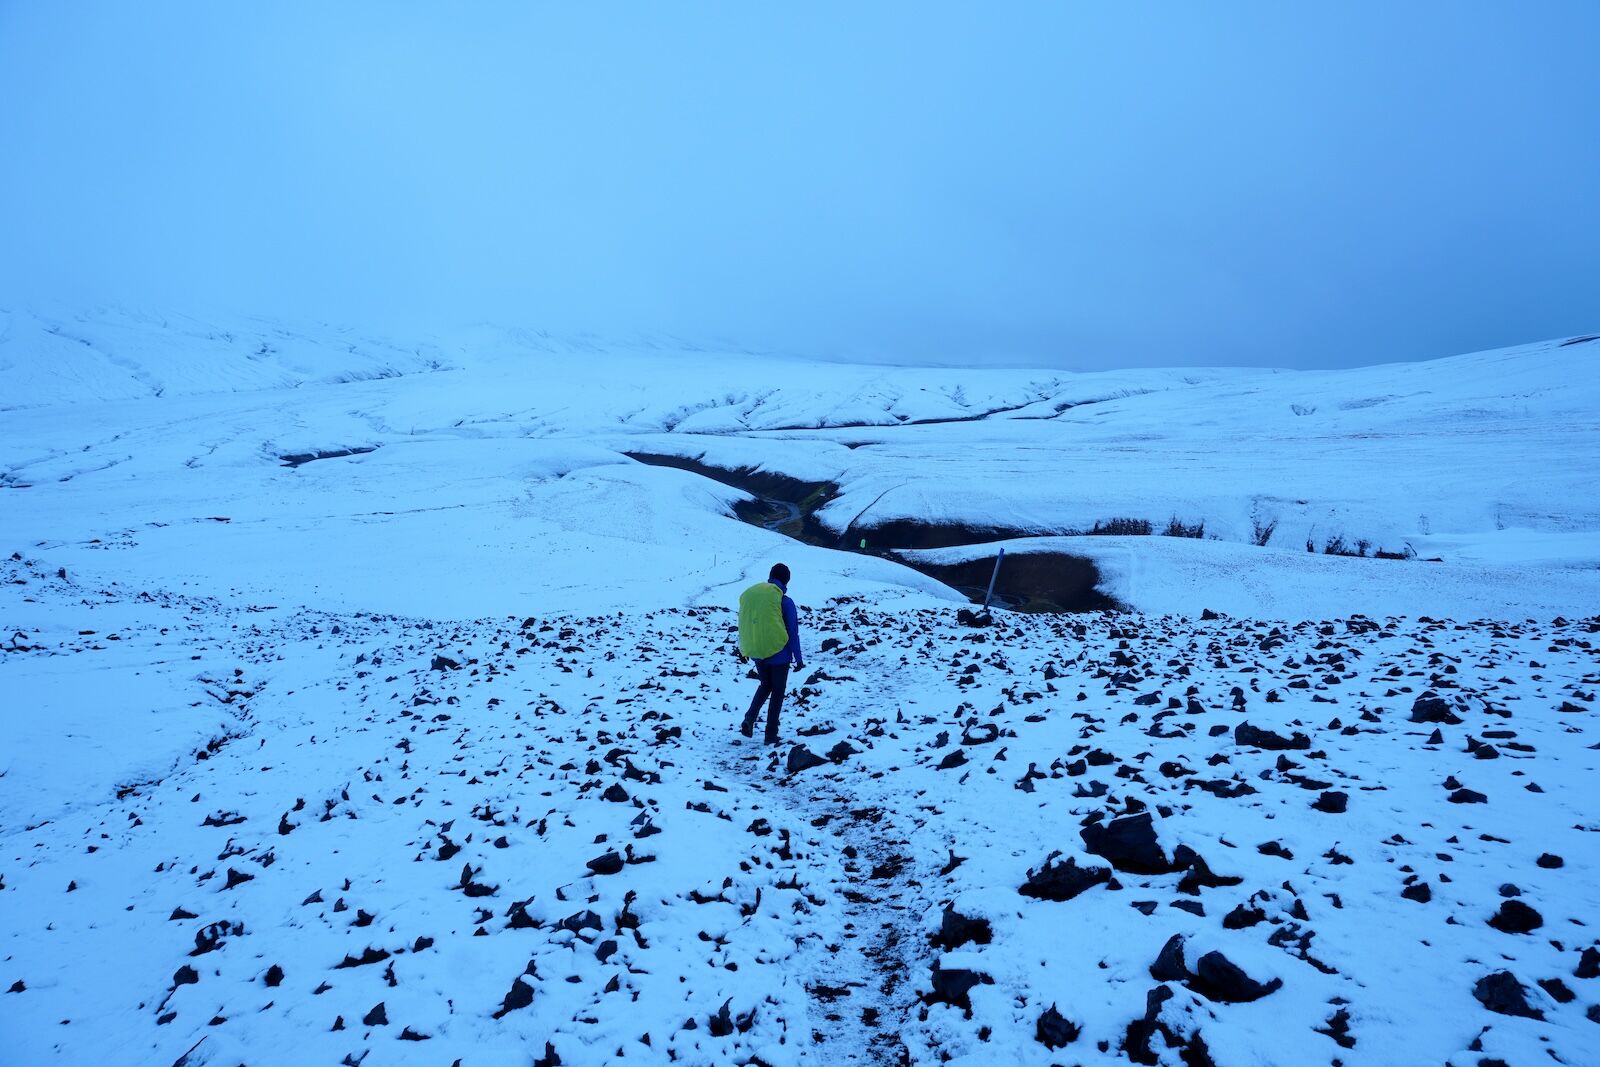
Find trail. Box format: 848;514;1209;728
704;650;940;1065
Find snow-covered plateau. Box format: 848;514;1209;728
2;306;1598;1066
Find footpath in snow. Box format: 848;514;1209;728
3;556;1599;1066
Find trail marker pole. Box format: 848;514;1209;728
981;548;1005;611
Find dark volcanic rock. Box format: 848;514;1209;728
826;741;859;762
1312;790;1348;814
962;723;1000;745
932;905;992;950
362;1001;388;1026
493;976;534;1019
1149;934;1188;981
558;909;602;934
1409;692;1462;724
786;745;829;775
1172;847;1243;894
1036;1003;1080;1049
1187;951;1282;1003
1019;855;1112;902
1576;946;1600;979
1234;722;1311;751
1223;904;1267;928
1488;900;1544;934
1081;812;1173;874
1122;985;1174;1066
1538;977;1576;1004
334;946;390;969
586;851;623;876
927;962;991;1011
1315;1007;1355;1049
1473;971;1543;1019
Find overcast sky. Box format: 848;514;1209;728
2;2;1597;369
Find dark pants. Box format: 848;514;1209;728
743;660;789;742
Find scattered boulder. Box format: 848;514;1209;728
927;962;991;1012
786;745;829;775
932;905;992;951
558;910;602;934
1172;847;1242;894
1409;692;1461;724
1312;790;1348;814
586;852;623;876
493;976;534;1019
1488;900;1543;935
1315;1007;1355;1049
826;741;858;762
1081;812;1173;874
1235;722;1311;751
1149;934;1188;981
1188;951;1282;1003
1036;1003;1080;1049
1019;855;1112;902
961;723;1000;745
1473;971;1543;1019
1122;985;1175;1065
1538;977;1575;1004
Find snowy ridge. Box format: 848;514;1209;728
2;558;1598;1065
0;306;453;409
0;307;1596;621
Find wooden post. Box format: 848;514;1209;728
981;548;1006;611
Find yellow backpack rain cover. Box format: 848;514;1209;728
738;582;788;660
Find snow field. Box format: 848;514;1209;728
4;305;1596;624
4;556;1598;1064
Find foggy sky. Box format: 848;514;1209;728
2;2;1597;369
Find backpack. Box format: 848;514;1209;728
738;582;788;660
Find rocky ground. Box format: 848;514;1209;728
3;554;1599;1066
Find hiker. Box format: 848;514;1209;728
737;563;804;743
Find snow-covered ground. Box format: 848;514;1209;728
3;304;1597;621
2;305;1598;1065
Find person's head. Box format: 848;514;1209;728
769;563;791;587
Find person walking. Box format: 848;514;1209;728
737;563;804;743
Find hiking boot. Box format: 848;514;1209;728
739;717;755;738
763;734;781;746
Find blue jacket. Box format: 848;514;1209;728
758;581;804;668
